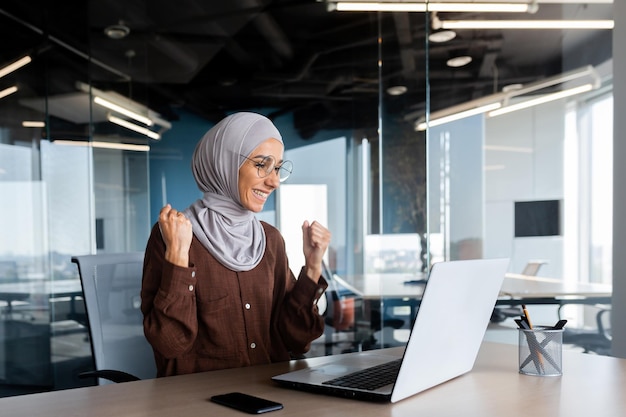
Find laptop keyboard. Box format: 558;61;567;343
321;359;402;391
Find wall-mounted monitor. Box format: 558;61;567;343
514;200;561;237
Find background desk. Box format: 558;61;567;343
0;279;83;316
336;272;612;304
325;272;612;351
2;342;625;417
498;273;612;306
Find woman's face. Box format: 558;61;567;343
238;138;284;212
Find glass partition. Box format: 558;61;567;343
423;8;614;335
0;3;151;395
289;11;431;353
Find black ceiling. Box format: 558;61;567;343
0;0;613;137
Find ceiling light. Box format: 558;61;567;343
22;121;45;128
0;86;18;100
0;56;32;79
429;29;456;43
327;2;533;13
330;2;426;12
387;85;408;96
441;20;615;30
416;103;501;131
411;65;600;131
54;140;150;152
485;165;506;171
488;84;594;117
107;114;161;140
447;56;472;67
484;145;533;153
76;81;172;134
104;23;130;40
429;3;531;12
94;96;153;126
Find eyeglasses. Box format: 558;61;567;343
240;154;293;182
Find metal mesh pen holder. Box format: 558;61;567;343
518;327;563;376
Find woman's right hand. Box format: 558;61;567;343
158;204;193;267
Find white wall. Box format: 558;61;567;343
484;101;565;277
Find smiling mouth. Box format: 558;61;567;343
253;189;269;200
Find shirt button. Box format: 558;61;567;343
188;285;194;291
250;343;256;349
245;303;251;310
191;271;196;278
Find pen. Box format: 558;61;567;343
516;316;542;372
521;304;534;329
520;305;545;373
519;329;542;373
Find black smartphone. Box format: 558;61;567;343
210;392;284;414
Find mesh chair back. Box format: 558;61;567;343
72;252;155;384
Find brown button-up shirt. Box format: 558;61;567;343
141;221;328;377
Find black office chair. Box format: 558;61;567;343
560;304;612;355
71;252;156;384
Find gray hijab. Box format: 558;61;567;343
183;112;283;271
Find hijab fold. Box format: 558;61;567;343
183;112;282;271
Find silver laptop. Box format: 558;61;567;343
272;258;509;403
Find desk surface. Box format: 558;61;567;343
3;342;625;417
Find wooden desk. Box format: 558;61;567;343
2;342;625;417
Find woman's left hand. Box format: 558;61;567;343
302;220;331;282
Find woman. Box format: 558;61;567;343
141;112;331;377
